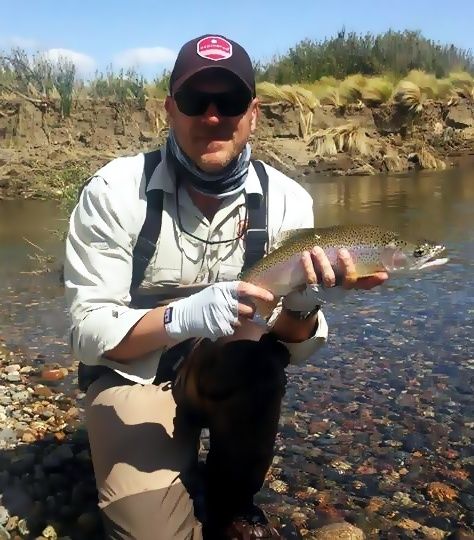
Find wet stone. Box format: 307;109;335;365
460;493;474;511
41;525;58;540
10;391;29;403
392;491;416;507
17;519;29;536
4;366;21;374
402;433;426;452
311;522;365;539
4;516;17;532
0;508;8;527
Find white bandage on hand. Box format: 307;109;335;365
164;281;240;341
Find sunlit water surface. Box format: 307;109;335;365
0;167;473;380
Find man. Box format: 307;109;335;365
65;34;387;539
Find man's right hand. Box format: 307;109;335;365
164;281;274;341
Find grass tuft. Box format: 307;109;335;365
416;147;446;169
392;81;423;114
339;74;366;104
404;70;439;99
448;71;474;98
361;77;394;105
307;124;375;157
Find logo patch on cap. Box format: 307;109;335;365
197;36;232;62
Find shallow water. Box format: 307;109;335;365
299;167;474;369
1;167;472;369
0;168;473;534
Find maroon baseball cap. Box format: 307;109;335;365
169;34;256;96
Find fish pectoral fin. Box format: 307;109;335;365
254;297;280;320
339;270;359;287
336;272;376;289
338;271;379;287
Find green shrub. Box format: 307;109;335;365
89;66;146;106
257;29;474;84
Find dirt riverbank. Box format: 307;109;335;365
1;95;474;199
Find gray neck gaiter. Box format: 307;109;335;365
167;129;251;199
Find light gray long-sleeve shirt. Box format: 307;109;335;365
64;150;328;383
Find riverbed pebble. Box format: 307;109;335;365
0;294;472;540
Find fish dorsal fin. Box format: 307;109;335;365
271;228;317;252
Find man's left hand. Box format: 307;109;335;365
283;247;389;312
336;248;388;289
302;246;388;290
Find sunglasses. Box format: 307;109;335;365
173;88;252;117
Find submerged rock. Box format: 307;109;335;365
311;522;365;539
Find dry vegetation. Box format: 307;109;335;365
1;29;473;191
256;70;474;112
255;71;473;165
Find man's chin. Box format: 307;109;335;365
198;151;233;172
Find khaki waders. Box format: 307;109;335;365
85;333;289;539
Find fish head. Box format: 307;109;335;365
379;236;448;272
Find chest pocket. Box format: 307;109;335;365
215;238;245;282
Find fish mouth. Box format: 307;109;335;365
415;245;449;270
417;256;449;270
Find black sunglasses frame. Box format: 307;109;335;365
173;88;253;117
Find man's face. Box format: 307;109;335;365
165;70;258;173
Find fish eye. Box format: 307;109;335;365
413;247;425;258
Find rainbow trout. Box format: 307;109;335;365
136;224;447;315
243;224;448;299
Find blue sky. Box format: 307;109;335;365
2;0;473;80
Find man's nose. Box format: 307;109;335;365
201;102;221;124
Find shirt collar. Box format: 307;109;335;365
146;144;263;197
146;144;176;194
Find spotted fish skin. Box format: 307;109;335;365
242;224;446;298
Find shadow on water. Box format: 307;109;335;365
0;429;104;539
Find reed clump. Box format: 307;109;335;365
307;124;376;158
2;28;473;120
0;49;76;116
257;82;319;110
448;71;474;99
257;82;318;140
361;77;394;106
410;147;446;170
392;81;424;114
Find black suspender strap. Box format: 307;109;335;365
131;155;269;289
241;159;269;272
130;150;164;289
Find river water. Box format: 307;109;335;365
0;167;472;372
301;166;474;372
0;167;473;532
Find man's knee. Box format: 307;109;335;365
85;372;200;509
102;485;202;540
195;333;289;402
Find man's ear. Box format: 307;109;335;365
250;98;259;133
165;95;173;122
